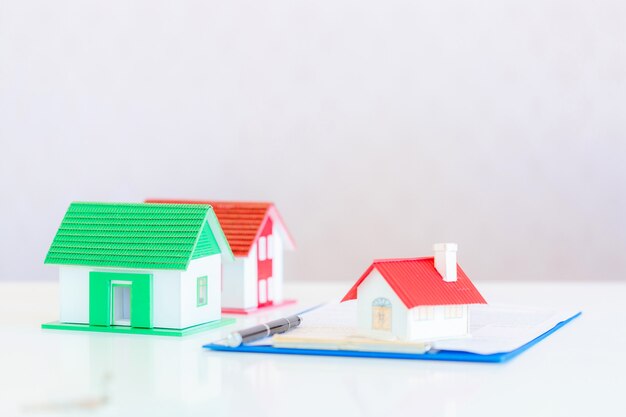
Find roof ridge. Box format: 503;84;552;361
146;199;273;207
72;201;213;209
210;201;273;205
372;256;434;264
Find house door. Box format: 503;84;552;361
112;283;131;326
89;272;153;329
257;217;273;307
372;297;392;331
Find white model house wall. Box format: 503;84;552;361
58;266;91;324
406;305;469;341
58;254;222;329
179;255;221;328
220;259;245;309
219;219;287;310
151;268;183;329
355;269;470;341
356;270;410;340
58;265;183;327
221;242;258;310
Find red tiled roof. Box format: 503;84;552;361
342;257;486;308
145;200;295;257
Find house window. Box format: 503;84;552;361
445;305;464;319
416;306;435;321
372;297;392;331
258;237;267;261
197;276;208;307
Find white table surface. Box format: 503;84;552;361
0;281;624;417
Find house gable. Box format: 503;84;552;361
357;268;407;312
191;221;221;260
356;268;410;339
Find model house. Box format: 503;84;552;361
146;200;296;313
341;243;486;341
42;202;236;336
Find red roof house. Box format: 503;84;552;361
342;243;486;341
146;200;295;313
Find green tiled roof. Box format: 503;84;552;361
45;202;234;270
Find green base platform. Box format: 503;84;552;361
41;318;236;337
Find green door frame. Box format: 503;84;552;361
89;271;153;328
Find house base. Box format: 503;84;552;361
41;318;236;337
222;299;297;315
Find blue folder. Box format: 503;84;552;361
204;311;581;363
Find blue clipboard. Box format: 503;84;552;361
204;312;581;363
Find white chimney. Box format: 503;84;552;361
434;243;458;282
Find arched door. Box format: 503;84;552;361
371;297;392;331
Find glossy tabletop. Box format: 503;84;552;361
0;281;624;417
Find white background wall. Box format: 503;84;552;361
1;1;625;283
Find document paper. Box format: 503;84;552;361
270;301;579;355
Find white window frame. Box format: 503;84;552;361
197;276;208;307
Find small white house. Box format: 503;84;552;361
341;243;486;341
145;200;296;313
43;202;235;335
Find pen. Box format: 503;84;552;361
224;315;303;347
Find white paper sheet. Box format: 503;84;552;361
268;301;580;355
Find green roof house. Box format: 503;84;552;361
42;202;236;336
